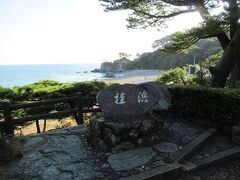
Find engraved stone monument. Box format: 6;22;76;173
97;82;171;120
87;82;171;152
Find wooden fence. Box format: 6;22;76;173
0;94;101;135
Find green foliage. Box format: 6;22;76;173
124;39;221;70
8;80;107;102
156;64;214;87
0;80;108;120
155;31;200;53
99;0;234;52
101;57;131;72
100;0;240;87
156;67;194;85
166;86;240;133
201;50;223;69
156;53;221;86
0;87;15;102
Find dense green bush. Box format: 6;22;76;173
0;80;108;120
165;86;240;133
156;65;212;87
2;80;107;102
156;67;195;85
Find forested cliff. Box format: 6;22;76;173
103;39;221;71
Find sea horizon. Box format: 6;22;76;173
0;63;103;87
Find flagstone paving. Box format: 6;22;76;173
3;119;240;180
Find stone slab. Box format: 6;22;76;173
23;136;45;152
108;147;156;171
97;82;170;119
153;142;178;153
6;131;103;180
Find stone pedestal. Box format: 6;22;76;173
86;114;165;152
88;82;171;152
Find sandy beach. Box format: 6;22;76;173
100;70;163;84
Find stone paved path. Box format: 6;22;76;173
3;119;240;180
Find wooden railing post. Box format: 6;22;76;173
2;102;14;135
76;93;83;125
36;120;41;133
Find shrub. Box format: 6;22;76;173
0;80;108;120
163;85;240;134
157;67;195;86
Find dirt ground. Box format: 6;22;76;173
14;117;78;136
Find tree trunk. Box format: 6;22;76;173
230;59;240;83
211;25;240;87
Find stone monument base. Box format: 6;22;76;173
86;114;165;152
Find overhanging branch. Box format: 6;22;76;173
133;8;197;19
161;0;199;7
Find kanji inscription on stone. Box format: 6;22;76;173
97;82;171;120
114;92;126;104
137;91;149;103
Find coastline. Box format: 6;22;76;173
99;70;163;84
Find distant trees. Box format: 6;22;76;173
118;52;131;59
99;0;240;87
112;39;221;70
101;57;131;72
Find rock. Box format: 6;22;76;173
24;136;45;152
112;141;135;152
232;125;240;144
90;138;108;152
107;147;156;171
86;114;165;151
97;82;171;119
103;128;117;147
101;163;110;169
86;118;103;146
42;135;92;159
42;165;62;179
58;160;103;179
88;118;102;138
69;124;87;135
86;82;170;151
144;82;171;111
131;120;142;129
192;154;204;160
138;138;143;144
6;130;104;180
139;120;153;133
91;68;100;73
147;133;160;144
153;160;166;167
153;142;179;153
103;72;116;78
129;129;138;140
111;121;132;135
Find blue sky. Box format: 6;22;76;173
0;0;202;65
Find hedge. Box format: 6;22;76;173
165;86;240;133
1;81;240;134
0;80;108;120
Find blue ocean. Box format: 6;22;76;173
0;64;103;87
